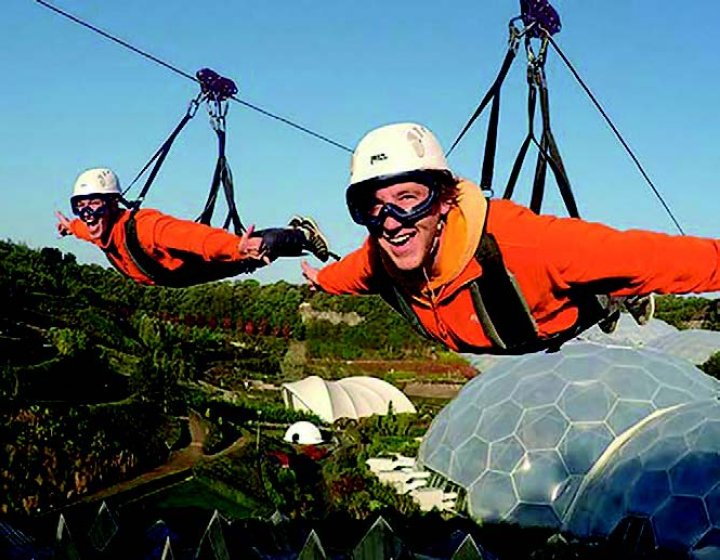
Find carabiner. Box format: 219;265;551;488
187;92;202;119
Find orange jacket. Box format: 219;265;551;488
69;209;247;285
316;180;720;352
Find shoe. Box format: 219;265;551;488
289;215;330;262
625;294;655;326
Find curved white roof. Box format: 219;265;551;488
284;421;323;445
282;375;416;423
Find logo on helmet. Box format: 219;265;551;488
370;153;388;165
406;128;426;158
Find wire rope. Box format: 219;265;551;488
34;0;353;153
545;33;684;234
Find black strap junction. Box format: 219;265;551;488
123;67;245;234
122;94;201;209
526;39;579;216
445;22;522;192
195;68;245;235
448;0;578;217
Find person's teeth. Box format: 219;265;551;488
388;234;410;245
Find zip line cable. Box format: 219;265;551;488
34;0;685;233
545;33;685;235
34;0;353;154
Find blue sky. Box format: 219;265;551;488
1;1;717;284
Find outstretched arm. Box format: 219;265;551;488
55;211;93;241
303;239;377;295
139;211;264;262
55;211;72;237
539;213;720;296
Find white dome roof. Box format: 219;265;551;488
283;421;323;445
282;375;416;423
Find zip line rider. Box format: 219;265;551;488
301;123;720;355
57;167;330;287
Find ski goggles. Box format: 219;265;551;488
346;170;447;231
72;198;110;222
348;187;439;231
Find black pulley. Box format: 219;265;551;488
196;68;238;101
520;0;561;37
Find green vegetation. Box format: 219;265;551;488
0;239;446;520
654;294;720;330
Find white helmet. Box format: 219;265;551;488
349;122;450;187
71;168;121;201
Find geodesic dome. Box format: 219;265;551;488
645;329;720;365
417;342;719;530
283;421;323;445
578;314;678;348
564;399;720;556
282;376;416;424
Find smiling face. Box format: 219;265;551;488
369;181;450;273
73;197;117;242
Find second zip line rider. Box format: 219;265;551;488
56;167;330;287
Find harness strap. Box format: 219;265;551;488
197;123;245;235
530;63;579;216
446;40;519;166
472;232;538;349
123;95;201;208
382;285;434;341
502;73;537;200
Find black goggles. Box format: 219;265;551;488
346;170;449;231
72;198;110;222
348;187;439;231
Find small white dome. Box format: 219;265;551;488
283;421;323;445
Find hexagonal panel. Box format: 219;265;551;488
565;400;720;554
423;343;718;533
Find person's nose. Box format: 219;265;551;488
381;213;403;232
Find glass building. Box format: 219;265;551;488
564;399;720;556
418;342;719;529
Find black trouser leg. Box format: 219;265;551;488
252;228;305;261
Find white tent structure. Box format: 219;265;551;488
281;375;416;423
283;421;323;445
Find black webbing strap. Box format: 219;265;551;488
529;63;579;216
472;232;539;350
445;42;519;180
382;285;434;341
197;124;245;235
503;74;537;200
123;95;201;209
499;38;579;218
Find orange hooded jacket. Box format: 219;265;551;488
316;180;720;353
69;208;247;285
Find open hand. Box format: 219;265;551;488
55;211;72;237
301;260;320;291
238;225;270;264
